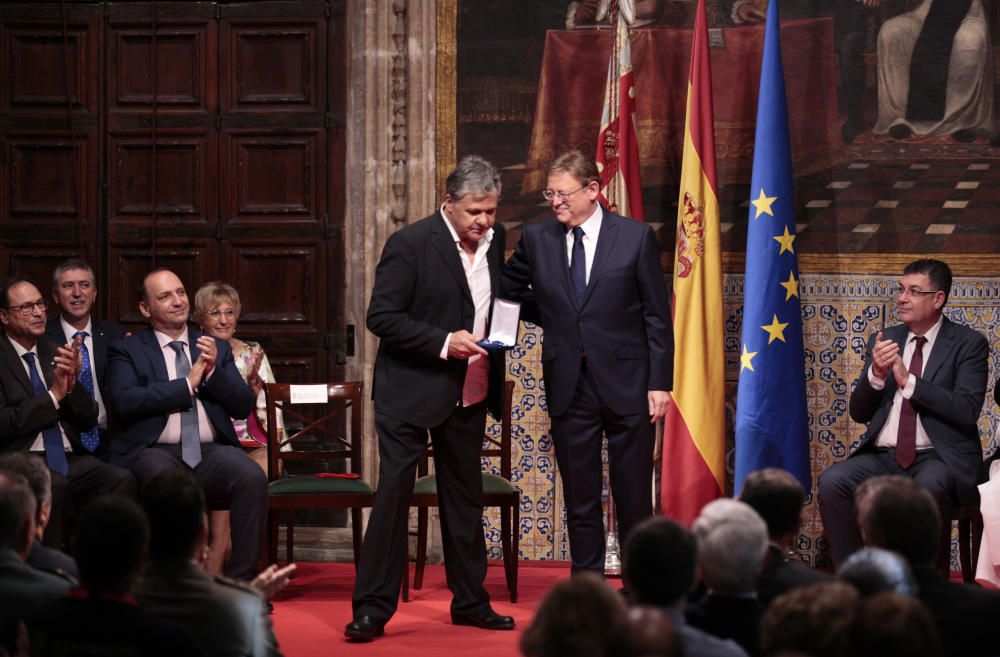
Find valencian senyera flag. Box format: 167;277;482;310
735;0;810;495
595;0;643;219
661;0;725;525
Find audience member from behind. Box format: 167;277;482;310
623;516;748;657
0;452;77;581
739;468;831;605
852;592;942;657
520;572;626;657
859;474;1000;657
616;606;682;657
0;472;70;653
135;468;283;657
837;547;915;598
26;495;202;657
759;582;859;657
688;498;768;657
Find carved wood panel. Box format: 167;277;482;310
0;1;347;384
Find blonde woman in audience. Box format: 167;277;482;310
194;281;282;575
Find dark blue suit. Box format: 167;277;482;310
44;317;127;458
106;328;265;579
503;210;673;573
819;317;989;565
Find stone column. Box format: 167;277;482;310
343;0;441;487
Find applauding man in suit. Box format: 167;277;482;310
44;259;126;459
0;278;135;550
346;156;513;641
106;269;264;581
819;259;989;566
502;150;674;575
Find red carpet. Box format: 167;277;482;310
271;562;570;657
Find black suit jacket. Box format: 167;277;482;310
912;564;1000;657
502;211;673;417
105;328;254;468
848;317;989;504
367;212;506;427
757;544;832;607
0;335;98;454
44;317;126;390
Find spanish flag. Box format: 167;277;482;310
661;0;725;524
595;1;643;219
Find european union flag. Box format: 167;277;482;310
734;0;810;495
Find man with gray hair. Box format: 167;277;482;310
688;498;768;657
44;258;127;459
0;471;71;652
346;155;513;640
0;452;78;581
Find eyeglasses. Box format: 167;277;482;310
542;185;588;202
207;309;237;320
897;285;940;298
5;300;46;316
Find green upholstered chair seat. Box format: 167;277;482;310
269;476;373;495
413;472;514;495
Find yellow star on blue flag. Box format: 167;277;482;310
735;0;810;496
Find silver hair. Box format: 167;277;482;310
52;258;95;290
445;155;502;201
692;498;769;595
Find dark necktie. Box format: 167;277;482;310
569;226;587;304
73;331;101;452
896;335;927;469
169;341;202;468
21;353;69;475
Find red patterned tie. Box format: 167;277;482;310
896;336;927;469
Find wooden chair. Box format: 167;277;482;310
409;380;520;602
942;503;985;583
263;381;374;566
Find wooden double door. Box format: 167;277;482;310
0;0;348;384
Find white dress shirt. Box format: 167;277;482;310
870;314;943;450
153;329;217;445
6;336;72;453
564;204;603;284
58;316;108;430
438;205;493;407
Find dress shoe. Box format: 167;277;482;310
451;608;516;630
344;615;384;642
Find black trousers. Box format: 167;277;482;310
550;363;653;574
818;447;954;566
352;402;491;625
45;453;136;550
131;442;267;580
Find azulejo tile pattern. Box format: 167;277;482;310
482;273;1000;571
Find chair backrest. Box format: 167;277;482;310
263;381;363;482
421;380;514;480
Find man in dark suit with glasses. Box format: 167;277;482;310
819;259;989;566
0;277;135;550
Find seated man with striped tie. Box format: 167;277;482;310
44;258;126;461
106;268;265;581
0;277;135;550
818;259;989;566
